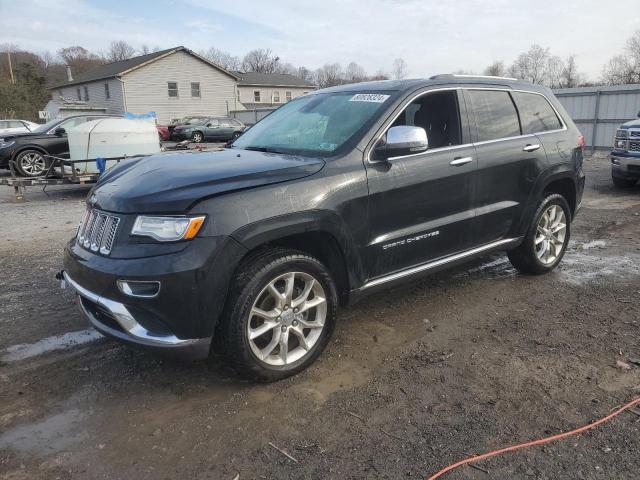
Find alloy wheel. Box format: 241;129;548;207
19;152;46;176
535;204;567;265
192;132;203;143
247;271;327;366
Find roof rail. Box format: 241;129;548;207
429;74;518;81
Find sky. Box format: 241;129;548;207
1;0;639;81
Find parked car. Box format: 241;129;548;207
158;116;211;139
62;76;585;381
156;124;170;142
610;115;640;188
0;119;39;136
0;115;118;177
170;117;246;142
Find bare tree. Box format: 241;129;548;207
344;62;366;83
546;55;564;89
601;30;640;85
392;58;408;80
242;48;280;73
484;60;506;77
105;41;136;62
296;66;313;82
314;63;343;88
508;44;550;84
276;62;297;75
203;47;241;71
139;45;150;55
370;69;389;81
560;55;583;88
57;46;103;75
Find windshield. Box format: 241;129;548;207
32;118;61;134
232;92;393;157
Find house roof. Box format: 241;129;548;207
235;72;316;88
51;47;239;89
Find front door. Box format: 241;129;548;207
364;89;477;279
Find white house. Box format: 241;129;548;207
235;72;317;109
48;47;241;124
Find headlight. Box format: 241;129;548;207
0;140;15;149
131;215;205;241
615;139;627;149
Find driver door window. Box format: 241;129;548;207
390;90;463;149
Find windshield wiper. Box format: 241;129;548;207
242;146;286;154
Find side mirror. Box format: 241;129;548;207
373;126;429;160
54;127;66;136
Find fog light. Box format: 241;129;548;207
117;280;161;298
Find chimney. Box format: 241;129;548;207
66;65;73;82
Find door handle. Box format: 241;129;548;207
523;143;541;152
449;156;473;166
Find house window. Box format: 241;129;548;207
236;89;240;101
104;83;110;99
168;82;178;98
191;82;201;98
254;90;261;102
83;86;89;101
273;91;280;103
58;90;62;98
285;91;292;102
76;88;81;100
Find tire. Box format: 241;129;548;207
191;131;204;143
215;248;338;382
15;149;49;177
612;176;637;188
508;193;571;275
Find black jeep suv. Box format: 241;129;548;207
62;76;585;381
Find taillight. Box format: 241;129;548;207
578;134;586;151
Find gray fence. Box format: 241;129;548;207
229;107;276;126
553;84;640;152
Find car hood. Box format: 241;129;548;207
620;119;640;128
90;148;325;213
0;132;48;142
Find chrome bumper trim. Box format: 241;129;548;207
63;271;205;347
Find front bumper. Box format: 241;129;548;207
64;271;211;358
63;234;247;358
611;154;640;179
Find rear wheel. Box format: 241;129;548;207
191;131;204;143
15;150;49;177
612;176;637;188
215;248;338;381
508;194;571;275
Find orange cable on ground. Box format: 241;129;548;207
426;395;640;480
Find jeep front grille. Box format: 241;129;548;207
629;141;640;152
76;209;120;255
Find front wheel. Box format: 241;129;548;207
216;249;338;381
508;194;571;275
15;150;49;177
191;131;204;143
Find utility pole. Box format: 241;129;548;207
7;49;14;84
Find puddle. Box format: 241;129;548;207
581;240;607;250
0;408;87;454
1;329;102;362
558;251;640;285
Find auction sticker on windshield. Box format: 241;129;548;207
349;94;390;103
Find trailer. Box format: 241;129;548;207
0;155;125;201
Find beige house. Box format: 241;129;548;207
235;72;317;109
48;47;241;124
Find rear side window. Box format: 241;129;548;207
468;90;520;142
512;92;562;134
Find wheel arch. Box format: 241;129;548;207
12;144;49;161
516;167;578;236
231;210;365;305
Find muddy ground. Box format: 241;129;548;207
0;155;639;479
